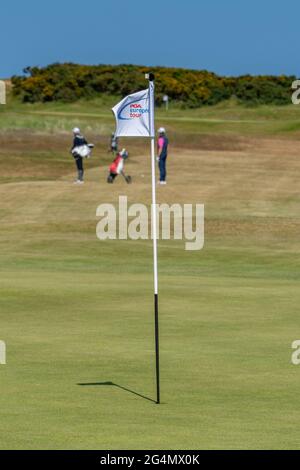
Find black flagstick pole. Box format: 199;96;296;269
146;72;160;404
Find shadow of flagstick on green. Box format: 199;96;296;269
77;381;157;404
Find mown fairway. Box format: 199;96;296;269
1;98;300;449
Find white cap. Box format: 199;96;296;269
158;127;166;134
72;127;80;134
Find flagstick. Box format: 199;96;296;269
113;75;160;404
151;136;160;405
147;74;160;404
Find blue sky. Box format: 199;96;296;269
1;0;298;77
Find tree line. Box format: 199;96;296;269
11;63;294;107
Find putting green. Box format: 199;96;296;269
1;102;300;448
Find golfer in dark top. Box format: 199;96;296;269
71;127;87;184
110;132;119;155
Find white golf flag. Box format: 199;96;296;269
112;84;154;137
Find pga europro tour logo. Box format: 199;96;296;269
123;101;149;119
96;196;204;251
0;80;6;105
291;80;300;104
117;97;149;120
0;340;6;365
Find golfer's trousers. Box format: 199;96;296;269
159;155;167;181
75;157;84;181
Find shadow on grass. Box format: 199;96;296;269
78;381;157;404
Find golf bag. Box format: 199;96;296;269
72;143;94;159
107;151;131;184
